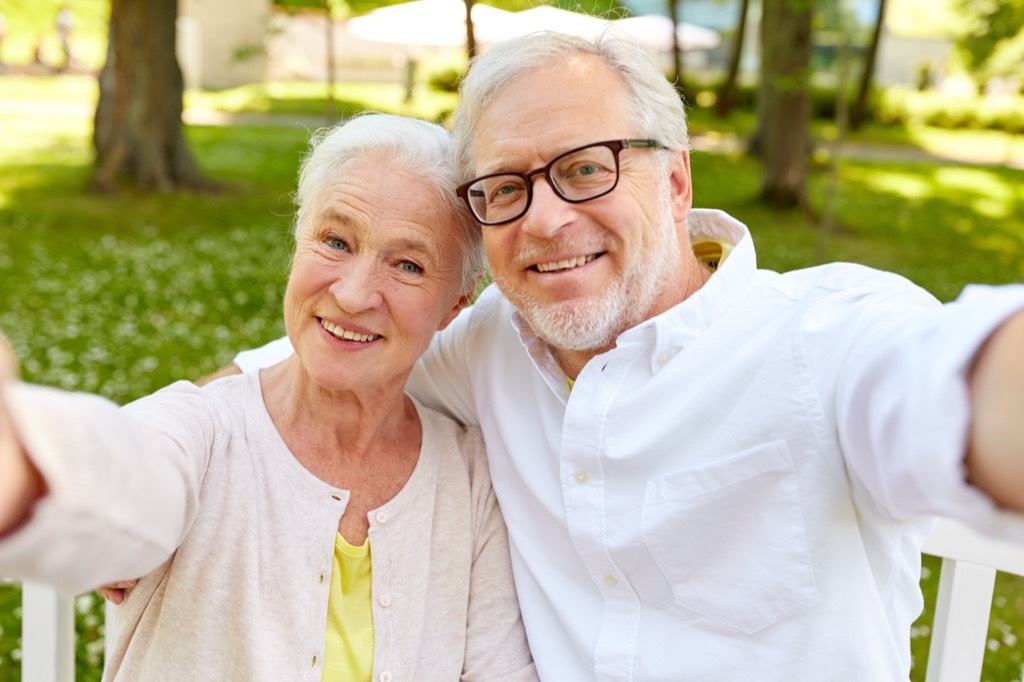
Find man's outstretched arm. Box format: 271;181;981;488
966;309;1024;511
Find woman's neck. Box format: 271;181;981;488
259;355;420;468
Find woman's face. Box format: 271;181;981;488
284;160;469;395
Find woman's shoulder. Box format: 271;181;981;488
123;372;259;435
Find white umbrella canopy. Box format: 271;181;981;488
494;5;612;41
613;14;721;52
346;0;515;49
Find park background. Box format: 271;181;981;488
0;0;1022;679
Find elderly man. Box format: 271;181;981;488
249;30;1021;680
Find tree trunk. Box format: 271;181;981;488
325;1;337;123
93;0;207;192
714;0;751;118
464;0;477;59
757;0;813;209
849;0;887;131
667;0;683;97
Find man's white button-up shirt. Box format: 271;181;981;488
404;209;1024;681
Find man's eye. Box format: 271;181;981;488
575;163;600;176
492;182;521;200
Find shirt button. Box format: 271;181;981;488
603;574;619;587
657;351;671;365
379;672;393;682
574;470;589;485
375;511;388;524
379;594;392;607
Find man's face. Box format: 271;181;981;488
472;55;692;354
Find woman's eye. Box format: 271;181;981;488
399;261;423;275
324;236;348;251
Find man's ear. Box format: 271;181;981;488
667;149;693;223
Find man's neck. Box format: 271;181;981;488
552;256;714;381
554;346;604;382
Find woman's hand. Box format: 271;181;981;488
0;332;46;538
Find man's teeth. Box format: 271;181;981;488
320;319;378;342
536;254;597;273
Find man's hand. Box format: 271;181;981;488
0;332;47;538
97;579;138;605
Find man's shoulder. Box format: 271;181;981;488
767;262;931;302
452;282;517;340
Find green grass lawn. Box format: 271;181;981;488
0;75;1023;680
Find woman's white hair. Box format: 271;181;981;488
451;28;690;183
294;112;483;292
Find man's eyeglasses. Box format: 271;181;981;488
456;139;666;226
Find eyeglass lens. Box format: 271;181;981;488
465;143;619;224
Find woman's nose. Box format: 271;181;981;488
328;260;385;312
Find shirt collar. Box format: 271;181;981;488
509;209;757;396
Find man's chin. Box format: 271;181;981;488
523;300;622;353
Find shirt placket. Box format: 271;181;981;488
562;352;642;681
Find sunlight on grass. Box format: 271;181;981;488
185;80;459;121
933;166;1017;219
843;168;936;200
908;126;1024;167
0;74;99;102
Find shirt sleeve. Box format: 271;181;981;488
0;381;217;594
819;280;1024;537
406;288;495;428
460;429;538;682
234;336;294;373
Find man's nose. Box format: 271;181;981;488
519;175;575;238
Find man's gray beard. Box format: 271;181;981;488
494;197;681;354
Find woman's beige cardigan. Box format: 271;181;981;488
0;372;536;681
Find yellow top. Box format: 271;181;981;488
691;239;735;271
321;533;374;682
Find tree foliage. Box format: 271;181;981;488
954;0;1024;84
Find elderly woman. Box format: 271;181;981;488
0;114;536;681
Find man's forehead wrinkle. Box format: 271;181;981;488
475;58;631;176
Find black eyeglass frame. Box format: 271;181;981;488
456;138;666;226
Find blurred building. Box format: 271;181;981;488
179;0;271;89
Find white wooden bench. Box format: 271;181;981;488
17;517;1024;681
921;518;1024;682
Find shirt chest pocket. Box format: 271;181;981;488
640;440;819;634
